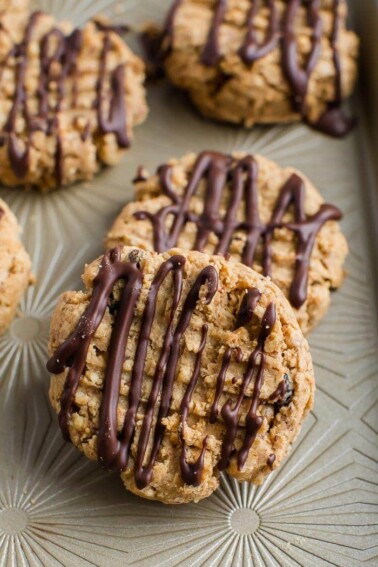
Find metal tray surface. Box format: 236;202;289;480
0;1;377;565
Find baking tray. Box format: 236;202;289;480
0;1;377;565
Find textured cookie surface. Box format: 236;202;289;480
162;0;358;135
48;246;314;504
0;8;148;190
0;198;32;335
106;151;348;333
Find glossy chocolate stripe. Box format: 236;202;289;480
239;0;280;64
214;302;276;471
282;0;323;114
179;324;208;486
202;0;227;66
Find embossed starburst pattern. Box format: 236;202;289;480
0;1;377;565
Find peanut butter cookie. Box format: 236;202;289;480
0;198;32;335
0;9;148;190
48;246;314;504
106;151;348;333
162;0;358;136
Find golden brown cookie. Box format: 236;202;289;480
0;0;29;15
0;198;32;335
106;151;348;333
0;9;148;190
48;245;314;504
162;0;358;136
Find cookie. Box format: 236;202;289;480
161;0;358;136
106;151;348;333
0;198;32;335
48;245;314;504
0;9;148;190
0;0;29;15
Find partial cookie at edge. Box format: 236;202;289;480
0;198;32;335
0;11;148;190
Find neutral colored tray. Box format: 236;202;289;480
1;1;377;565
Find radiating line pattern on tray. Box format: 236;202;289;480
0;386;376;565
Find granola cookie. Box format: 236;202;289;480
0;198;32;335
48;245;314;504
162;0;358;136
106;151;348;333
0;0;29;15
0;10;148;190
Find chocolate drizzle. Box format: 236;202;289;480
269;379;287;402
202;0;227;66
134;151;342;309
239;0;280;64
133;263;217;489
179;324;208;486
47;249;280;486
313;0;355;136
47;248;220;488
5;12;42;178
132;165;149;183
168;0;354;136
271;372;294;407
1;12;129;183
235;288;261;329
210;301;276;471
282;0;323;116
97;34;129;148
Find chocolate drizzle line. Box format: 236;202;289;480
179;324;208;486
168;0;354;136
97;33;129;148
210;301;276;471
134;151;342;309
202;0;227;66
313;0;355;136
163;0;185;55
1;12;129;182
269;379;287;402
235;288;261;329
282;0;323;116
132;165;149;184
239;0;280;64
